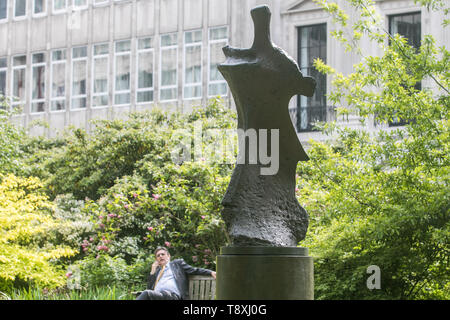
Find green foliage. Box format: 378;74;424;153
0;174;77;294
300;0;449;300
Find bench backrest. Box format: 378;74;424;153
188;275;216;300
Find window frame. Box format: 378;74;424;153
11;54;27;111
33;0;47;17
30;52;47;114
207;26;228;98
70;46;88;110
0;57;7;97
159;33;178;102
0;0;8;22
183;29;202;100
52;0;67;14
91;42;110;108
14;0;27;20
50;48;67;112
136;37;154;105
296;22;328;132
113;39;132;106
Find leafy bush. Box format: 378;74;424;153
0;174;77;294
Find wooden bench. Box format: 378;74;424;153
188;275;216;300
133;275;216;300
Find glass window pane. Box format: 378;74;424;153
115;55;130;90
208;83;227;96
72;60;86;95
15;0;26;16
51;100;65;111
115;40;131;53
34;0;45;14
0;71;6;95
160;88;176;101
209;42;225;81
73;46;87;58
52;63;65;97
13;55;26;66
137;91;153;103
13;69;26;101
0;57;6;68
161;48;177;86
72;97;86;109
52;49;66;61
32;65;45;99
32;102;45;113
94;44;109;55
161;34;177;47
32;53;45;64
1;0;8;19
93;95;108;107
185;30;202;44
94;57;108;93
185;45;201;84
138;51;153;89
74;0;86;7
209;27;227;40
114;93;130;104
54;0;66;11
184;85;201;99
138;38;153;50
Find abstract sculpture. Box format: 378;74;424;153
218;5;316;246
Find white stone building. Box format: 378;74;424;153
0;0;447;140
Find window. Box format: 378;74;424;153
53;0;66;12
0;58;6;97
94;0;109;5
184;30;202;99
34;0;46;15
136;38;154;104
0;0;7;21
114;40;131;105
160;33;178;101
92;43;109;107
388;12;421;126
12;55;26;109
296;23;327;132
31;53;46;113
51;49;66;111
73;0;87;9
208;26;228;97
14;0;26;17
71;46;87;109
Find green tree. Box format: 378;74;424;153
298;0;449;299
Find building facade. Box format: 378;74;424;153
0;0;448;140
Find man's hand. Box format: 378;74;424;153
150;260;160;275
211;271;216;279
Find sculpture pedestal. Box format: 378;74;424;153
216;246;313;300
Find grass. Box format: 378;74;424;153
7;285;138;300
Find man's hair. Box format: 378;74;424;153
154;246;170;256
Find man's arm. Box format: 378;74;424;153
177;259;216;279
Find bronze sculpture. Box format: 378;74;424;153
218;5;316;246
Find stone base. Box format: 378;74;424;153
216;246;314;300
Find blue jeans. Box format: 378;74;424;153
136;290;181;300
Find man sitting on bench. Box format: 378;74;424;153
136;246;216;300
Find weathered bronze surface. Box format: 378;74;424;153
218;5;316;246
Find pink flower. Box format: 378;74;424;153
133;193;138;198
65;272;72;278
108;213;116;218
148;227;154;231
152;194;161;200
192;256;198;262
97;245;109;252
99;216;104;220
124;204;129;209
295;187;299;192
165;241;171;247
201;215;206;219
